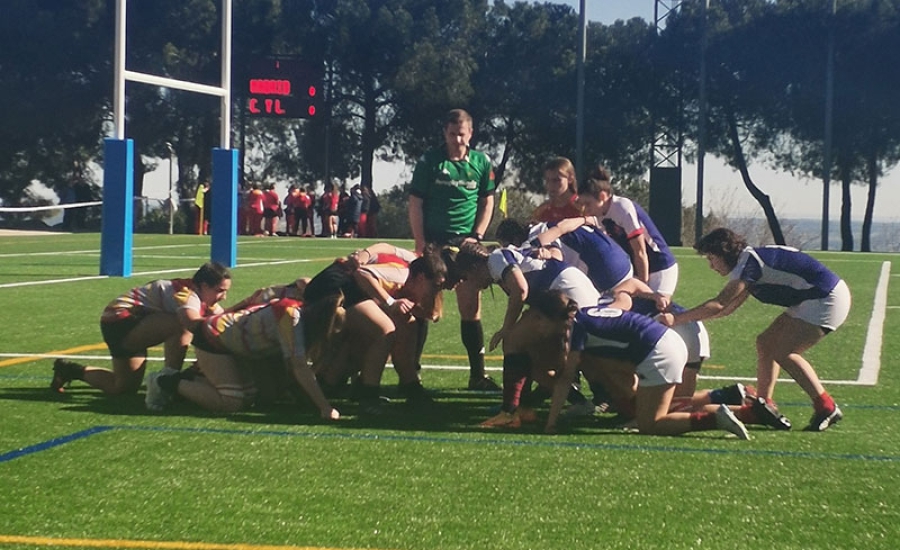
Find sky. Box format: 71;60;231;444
142;0;900;224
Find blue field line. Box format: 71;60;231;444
3;423;899;464
0;426;113;463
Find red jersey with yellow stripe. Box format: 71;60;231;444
198;299;307;359
359;247;417;298
100;278;221;323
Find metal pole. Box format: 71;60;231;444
220;0;233;149
114;0;127;139
821;0;836;250
166;142;175;234
575;0;587;182
694;0;709;246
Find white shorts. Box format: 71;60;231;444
787;279;851;331
649;263;679;297
669;319;710;365
635;329;687;387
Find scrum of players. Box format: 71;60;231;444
50;162;849;438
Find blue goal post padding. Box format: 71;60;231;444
100;138;134;277
211;148;238;268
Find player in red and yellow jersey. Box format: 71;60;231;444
304;243;449;414
51;262;232;396
146;294;344;419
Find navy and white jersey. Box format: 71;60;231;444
530;222;634;293
601;196;676;273
487;247;601;308
730;246;841;307
571;306;668;364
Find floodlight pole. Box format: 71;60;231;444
575;0;587;182
821;0;836;251
166;142;175;235
694;0;709;246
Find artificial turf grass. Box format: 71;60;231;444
2;233;899;550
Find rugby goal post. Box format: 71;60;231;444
102;0;237;276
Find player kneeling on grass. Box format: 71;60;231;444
543;291;751;439
305;243;449;414
145;294;344;420
52;262;231;396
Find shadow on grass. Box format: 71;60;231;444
0;383;631;437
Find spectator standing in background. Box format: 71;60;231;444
342;184;364;238
194;182;209;235
263;184;282;236
358;185;371;237
247;183;265;236
284;185;301;236
364;187;380;238
304;185;316;237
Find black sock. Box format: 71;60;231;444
521;385;550;408
589;379;612;406
157;372;180;393
461;320;485;379
415;320;428;371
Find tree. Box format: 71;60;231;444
0;0;110;205
659;0;790;244
296;0;487;191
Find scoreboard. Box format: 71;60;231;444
244;58;323;119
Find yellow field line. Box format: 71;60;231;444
0;345;109;368
0;535;390;550
420;353;502;362
0;349;503;368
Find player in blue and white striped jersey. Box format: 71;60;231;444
660;227;851;432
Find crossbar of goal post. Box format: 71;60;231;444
102;0;237;277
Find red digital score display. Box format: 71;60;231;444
249;79;291;96
245;59;322;119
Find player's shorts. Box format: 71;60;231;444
634;329;687;387
787;279;851;332
100;316;145;358
425;232;469;248
304;261;370;307
668;319;710;365
648;263;679;297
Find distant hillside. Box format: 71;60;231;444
730;217;900;253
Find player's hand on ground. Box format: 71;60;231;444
321;407;340;420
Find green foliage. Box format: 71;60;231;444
2;0;900;253
371;184;413;239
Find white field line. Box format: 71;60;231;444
2;254;892;386
858;261;891;385
0;354;869;387
0;258;319;289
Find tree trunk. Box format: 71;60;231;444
359;83;378;190
840;172;853;251
861;153;878;252
724;107;785;244
492;116;515;185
